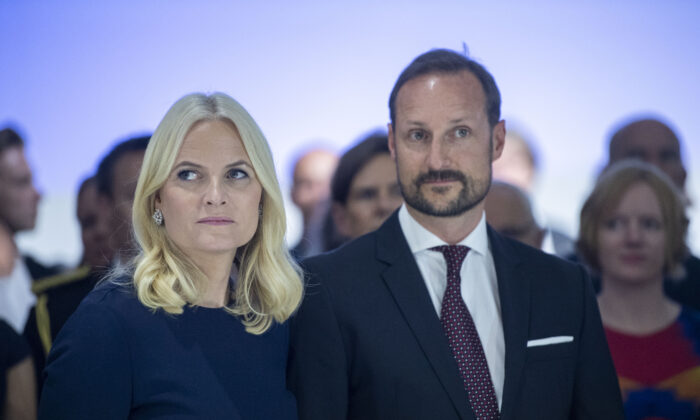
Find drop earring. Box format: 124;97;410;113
153;209;163;226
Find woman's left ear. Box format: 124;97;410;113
154;191;161;206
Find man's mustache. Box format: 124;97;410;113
414;170;467;186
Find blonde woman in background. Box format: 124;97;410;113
38;93;304;419
578;160;700;419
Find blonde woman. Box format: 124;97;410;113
39;93;304;419
578;160;699;418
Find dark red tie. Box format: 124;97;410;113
432;245;500;419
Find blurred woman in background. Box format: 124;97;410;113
578;160;699;419
39;92;304;419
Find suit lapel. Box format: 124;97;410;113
489;228;530;420
376;213;474;420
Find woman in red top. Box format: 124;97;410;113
578;160;700;419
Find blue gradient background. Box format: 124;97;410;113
2;1;699;264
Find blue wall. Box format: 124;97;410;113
2;1;699;263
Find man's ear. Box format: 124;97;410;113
491;120;506;162
387;123;397;159
331;202;352;238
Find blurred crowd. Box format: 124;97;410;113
1;107;699;417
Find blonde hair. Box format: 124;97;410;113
578;159;688;277
131;92;303;334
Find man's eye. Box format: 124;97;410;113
455;128;470;138
177;170;198;181
409;130;426;141
227;169;248;180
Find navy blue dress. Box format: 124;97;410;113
38;281;297;420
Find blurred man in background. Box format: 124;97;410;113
484;181;574;257
96;135;150;261
491;129;538;194
289;147;338;258
0;127;58;333
23;135;149;396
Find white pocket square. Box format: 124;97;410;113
527;336;574;347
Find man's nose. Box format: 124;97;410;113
426;139;449;170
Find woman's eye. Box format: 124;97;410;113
603;218;622;230
641;217;662;230
177;170;198;181
455;128;470;138
227;169;248;180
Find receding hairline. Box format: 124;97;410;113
609;119;681;157
393;69;489;110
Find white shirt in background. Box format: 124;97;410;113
0;256;36;333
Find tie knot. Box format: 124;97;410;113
431;245;470;271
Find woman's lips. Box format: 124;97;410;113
197;217;233;225
619;254;646;264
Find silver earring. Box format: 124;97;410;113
153;209;163;226
258;204;263;216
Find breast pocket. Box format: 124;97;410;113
525;340;575;362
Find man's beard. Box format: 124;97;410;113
400;168;491;217
395;134;494;217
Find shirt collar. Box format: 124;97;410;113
398;204;489;257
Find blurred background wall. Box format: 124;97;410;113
2;0;699;266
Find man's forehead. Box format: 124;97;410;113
400;70;482;97
0;147;31;177
395;71;486;118
114;151;145;174
294;151;337;179
613;120;680;155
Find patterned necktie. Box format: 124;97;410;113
432;245;500;419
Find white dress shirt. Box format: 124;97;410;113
0;256;36;332
398;205;505;408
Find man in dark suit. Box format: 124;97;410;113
288;49;624;419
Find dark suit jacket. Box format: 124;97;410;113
288;212;623;420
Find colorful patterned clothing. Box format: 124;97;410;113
605;307;700;419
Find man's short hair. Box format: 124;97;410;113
0;127;25;155
578;160;688;276
95;135;150;199
388;48;502;129
331;132;390;205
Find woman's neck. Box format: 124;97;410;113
597;275;680;335
191;251;236;308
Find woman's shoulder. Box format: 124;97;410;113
73;277;150;326
83;277;137;306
